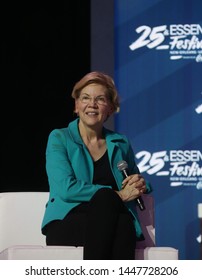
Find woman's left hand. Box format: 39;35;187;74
121;174;146;194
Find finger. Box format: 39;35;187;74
122;174;141;185
122;175;132;185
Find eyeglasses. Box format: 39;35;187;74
79;95;108;106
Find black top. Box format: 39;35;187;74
93;150;118;191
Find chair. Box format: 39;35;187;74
135;194;178;259
0;192;178;260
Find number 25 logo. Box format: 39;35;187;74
136;151;167;175
129;25;167;51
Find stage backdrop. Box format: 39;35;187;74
114;0;202;260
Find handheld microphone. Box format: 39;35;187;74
117;160;145;211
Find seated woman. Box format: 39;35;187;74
41;71;152;260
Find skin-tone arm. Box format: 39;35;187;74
116;174;146;202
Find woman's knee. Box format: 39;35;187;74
93;188;120;201
90;188;123;210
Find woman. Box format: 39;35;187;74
41;71;152;259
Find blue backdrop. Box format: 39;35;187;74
114;0;202;260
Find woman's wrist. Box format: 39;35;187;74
115;190;126;201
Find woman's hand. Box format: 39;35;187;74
116;174;146;202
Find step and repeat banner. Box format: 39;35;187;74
114;0;202;259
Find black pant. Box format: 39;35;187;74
45;188;136;260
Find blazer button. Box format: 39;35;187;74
51;198;55;202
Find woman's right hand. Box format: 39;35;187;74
116;174;146;202
116;186;140;202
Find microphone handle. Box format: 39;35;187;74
136;197;145;211
122;170;145;211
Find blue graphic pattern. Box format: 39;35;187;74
114;0;202;259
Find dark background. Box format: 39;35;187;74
1;1;91;192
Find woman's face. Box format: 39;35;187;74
75;83;113;128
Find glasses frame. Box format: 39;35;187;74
79;94;109;106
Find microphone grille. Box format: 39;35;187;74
117;160;128;171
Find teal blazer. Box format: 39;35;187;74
41;118;152;239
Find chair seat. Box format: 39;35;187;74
0;245;83;260
0;245;178;260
